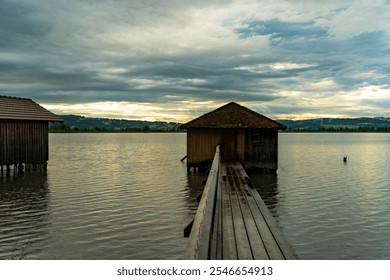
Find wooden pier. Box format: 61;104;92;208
184;145;297;260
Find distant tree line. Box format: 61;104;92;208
49;115;181;133
50;115;390;133
285;126;390;132
49;123;180;133
279;117;390;132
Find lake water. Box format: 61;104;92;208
250;133;390;260
1;133;389;260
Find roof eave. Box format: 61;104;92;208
0;117;64;123
180;125;286;130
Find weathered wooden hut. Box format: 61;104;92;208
0;96;63;175
180;102;286;172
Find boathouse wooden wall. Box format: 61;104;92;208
186;128;222;166
244;128;278;171
187;128;246;166
0;120;49;166
186;128;278;172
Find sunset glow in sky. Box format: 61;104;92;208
1;0;390;122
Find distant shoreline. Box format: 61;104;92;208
49;130;185;133
281;131;390;133
49;130;390;134
50;114;390;134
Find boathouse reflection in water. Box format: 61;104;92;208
0;173;50;259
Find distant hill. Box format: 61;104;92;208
49;115;181;132
278;117;390;132
49;115;390;132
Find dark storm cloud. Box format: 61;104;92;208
1;0;390;120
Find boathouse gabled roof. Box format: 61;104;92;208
0;96;63;122
180;102;286;130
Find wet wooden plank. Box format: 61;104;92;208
225;164;252;259
209;170;222;260
228;163;269;260
220;164;238;260
229;163;283;259
235;163;298;260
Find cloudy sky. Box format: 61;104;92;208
1;0;390;122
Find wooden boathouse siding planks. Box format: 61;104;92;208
0;120;48;165
184;146;297;260
0;96;63;175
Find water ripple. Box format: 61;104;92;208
253;133;390;260
3;133;389;260
0;133;196;260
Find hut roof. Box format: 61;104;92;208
0;96;63;122
180;102;286;130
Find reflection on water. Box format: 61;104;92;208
0;173;50;259
184;171;208;216
250;133;390;260
247;172;279;216
2;133;390;259
1;133;202;260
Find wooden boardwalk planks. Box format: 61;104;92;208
226;164;269;260
233;163;297;260
184;149;297;260
220;165;238;260
217;162;297;259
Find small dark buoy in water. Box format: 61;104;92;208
343;156;347;163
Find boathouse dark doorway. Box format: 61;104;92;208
221;129;237;161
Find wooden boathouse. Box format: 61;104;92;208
180;102;286;172
0;96;63;176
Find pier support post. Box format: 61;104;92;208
6;165;11;177
17;163;25;175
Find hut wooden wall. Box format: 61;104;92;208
0;120;49;165
187;128;222;166
187;128;246;166
236;129;245;163
220;129;246;162
244;128;278;171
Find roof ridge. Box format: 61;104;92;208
180;102;239;127
180;102;286;129
237;103;287;128
0;95;33;101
